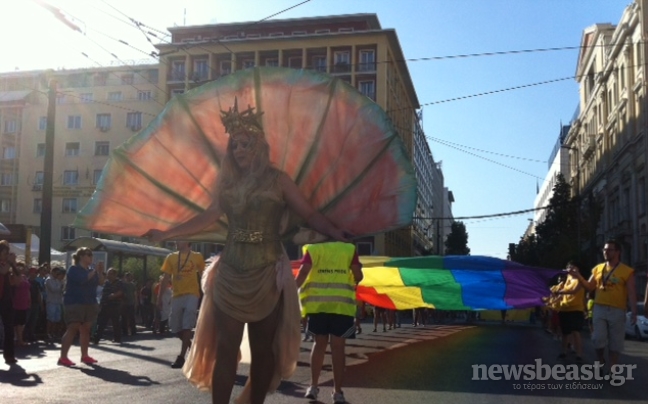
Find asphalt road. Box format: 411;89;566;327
1;321;647;404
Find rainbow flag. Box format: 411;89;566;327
357;255;560;310
354;256;560;311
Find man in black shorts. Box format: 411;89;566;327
296;242;363;404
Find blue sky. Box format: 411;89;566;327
2;0;631;259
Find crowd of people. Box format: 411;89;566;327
0;243;175;366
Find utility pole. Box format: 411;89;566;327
39;79;56;265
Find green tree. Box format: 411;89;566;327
110;256;163;286
445;221;470;255
511;173;595;268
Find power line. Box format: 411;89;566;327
428;136;548;163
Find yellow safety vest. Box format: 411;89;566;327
300;242;357;317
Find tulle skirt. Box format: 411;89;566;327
183;252;301;404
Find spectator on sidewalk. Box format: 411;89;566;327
12;263;30;347
45;267;64;340
0;241;20;364
296;241;363;404
25;267;43;342
58;248;104;367
94;268;124;344
121;272;137;337
139;279;154;330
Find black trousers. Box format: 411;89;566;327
0;301;15;361
121;304;136;335
95;304;122;342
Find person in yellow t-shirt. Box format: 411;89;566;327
554;261;586;362
159;241;205;369
568;239;637;372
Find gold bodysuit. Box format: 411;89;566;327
218;170;285;272
212;169;288;322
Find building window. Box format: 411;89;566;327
3;119;17;134
63;170;78;185
34;171;44;185
56;93;67;104
93;169;103;185
67;115;81;129
33;198;42;214
265;58;279;67
0;200;10;213
61;226;76;241
80;93;93;103
93;73;108;86
220;61;232;75
96;113;111;130
338;28;354;33
315;29;330;34
171;60;185;80
288;57;302;69
312;56;327;72
358;49;376;72
65;142;80;156
333;51;351;72
138;91;152;101
242;59;255;69
95;141;109;156
0;173;15;186
107;91;122;101
148;69;159;83
36;143;45;157
3;147;15;159
126;112;142;130
62;198;78;213
121;74;134;85
268;32;284;37
171;89;184;97
38;116;47;131
193;59;209;81
292;30;307;36
358;80;376;101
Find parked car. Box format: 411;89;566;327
625;303;648;340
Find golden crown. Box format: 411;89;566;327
220;98;264;135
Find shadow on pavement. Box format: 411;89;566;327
343;324;648;400
0;363;43;387
79;364;160;386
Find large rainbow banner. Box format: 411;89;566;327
293;255;560;311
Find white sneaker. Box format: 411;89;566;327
332;391;345;404
305;386;319;400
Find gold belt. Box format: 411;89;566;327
230;229;273;243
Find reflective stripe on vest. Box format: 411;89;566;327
300;242;357;317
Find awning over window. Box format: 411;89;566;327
62;237;171;257
0;90;31;103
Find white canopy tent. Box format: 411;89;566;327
10;234;66;263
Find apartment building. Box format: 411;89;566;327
156;13;429;257
564;0;648;291
0;64;162;250
534;124;571;226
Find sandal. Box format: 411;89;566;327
57;357;76;367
